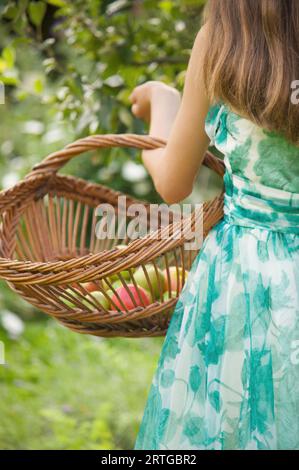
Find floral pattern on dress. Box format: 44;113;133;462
134;104;299;450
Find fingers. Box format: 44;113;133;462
129;83;147;102
131;103;139;116
129;83;151;121
129;90;136;103
129;87;142;116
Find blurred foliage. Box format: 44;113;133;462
0;0;220;450
0;321;163;449
0;0;206;194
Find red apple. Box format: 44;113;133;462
111;284;150;311
81;282;99;293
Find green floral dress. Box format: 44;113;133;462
134;104;299;450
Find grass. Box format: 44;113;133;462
0;319;163;450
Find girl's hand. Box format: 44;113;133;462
129;81;181;124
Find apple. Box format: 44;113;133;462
83;291;110;310
70;281;101;294
102;269;132;291
162;291;177;302
111;284;151;311
81;281;99;293
133;265;166;299
60;288;81;308
111;280;124;290
111;244;135;281
163;267;189;292
110;270;131;282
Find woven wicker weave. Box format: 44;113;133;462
0;134;225;337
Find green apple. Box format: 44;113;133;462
113;244;135;279
60;288;81;308
102;270;132;290
162;291;177;302
100;243;134;290
111;280;124;290
134;265;166;300
83;291;110;310
110;270;131;282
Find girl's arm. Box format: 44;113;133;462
130;27;210;204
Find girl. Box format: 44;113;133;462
129;0;299;450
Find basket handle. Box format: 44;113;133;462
26;134;225;178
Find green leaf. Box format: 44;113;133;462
119;107;133;128
0;75;19;86
0;59;7;73
2;46;16;68
28;1;47;27
159;1;173;13
33;77;44;94
46;0;67;6
3;4;19;20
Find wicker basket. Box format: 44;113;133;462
0;134;225;337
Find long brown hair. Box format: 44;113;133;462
203;0;299;145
